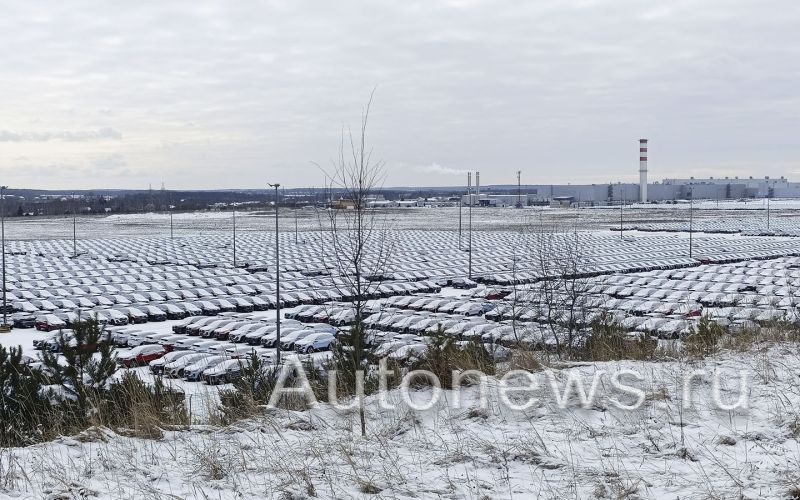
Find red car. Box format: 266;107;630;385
119;345;166;367
34;314;67;331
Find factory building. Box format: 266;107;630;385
457;139;800;206
461;178;797;208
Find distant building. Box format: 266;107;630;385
550;196;574;208
330;199;355;210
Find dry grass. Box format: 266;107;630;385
504;349;544;372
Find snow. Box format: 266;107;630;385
1;343;799;499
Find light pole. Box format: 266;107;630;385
458;198;462;250
619;184;624;240
232;205;237;267
767;196;771;231
169;203;174;240
267;183;281;364
689;185;693;258
294;197;298;244
72;192;77;258
468;172;473;279
1;186;8;330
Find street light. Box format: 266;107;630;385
767;196;771;231
467;172;473;279
458;197;462;250
267;183;281;364
232;205;237;267
1;186;8;330
619;183;624;240
72;192;77;257
689;184;694;258
169;205;175;239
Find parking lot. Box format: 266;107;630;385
3;208;800;393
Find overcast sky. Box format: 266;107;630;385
0;0;798;190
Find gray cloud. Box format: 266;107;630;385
0;0;797;189
0;127;122;142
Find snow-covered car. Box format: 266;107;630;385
119;345;166;367
294;332;336;354
165;353;211;378
149;350;195;375
184;355;226;382
203;358;250;385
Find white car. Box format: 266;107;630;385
184;355;226;381
279;329;319;351
203;358;250;385
189;340;219;353
126;331;155;347
165;353;210;378
388;343;428;362
149;350;195;374
173;337;209;351
373;338;420;358
110;328;141;346
294;332;336;354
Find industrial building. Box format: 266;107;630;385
459;139;800;207
461;176;800;207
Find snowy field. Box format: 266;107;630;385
3;201;800;240
1;344;799;499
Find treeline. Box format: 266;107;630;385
2;188;466;218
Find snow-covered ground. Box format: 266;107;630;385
6;202;800;240
2;343;799;499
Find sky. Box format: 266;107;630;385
0;0;798;190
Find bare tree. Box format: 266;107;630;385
527;223;592;358
317;91;394;436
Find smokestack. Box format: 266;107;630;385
639;139;648;203
476;171;480;199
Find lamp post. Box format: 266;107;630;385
458;198;462;250
232;205;237;267
767;196;771;231
689;185;693;258
1;186;8;330
169;204;174;240
467;172;473;279
267;183;281;364
619;184;624;240
72;192;77;258
294;197;298;244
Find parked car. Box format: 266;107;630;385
110;328;142;347
121;307;148;324
34;314;67;331
203;358;250;385
104;309;130;326
160;303;187;320
119;345;166;367
184;355;226;381
149;350;195;375
143;305;167;321
279;329;320;351
12;314;36;329
165;353;210;378
294;332;336;354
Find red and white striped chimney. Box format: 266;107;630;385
639;139;648;203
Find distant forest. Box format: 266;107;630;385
0;186;488;217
